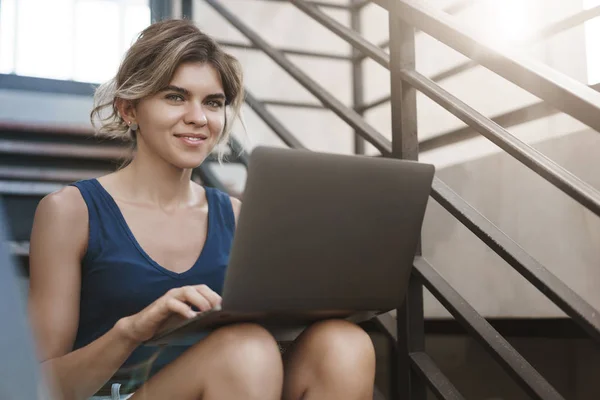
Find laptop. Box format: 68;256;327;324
146;146;434;346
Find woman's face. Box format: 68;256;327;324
132;62;226;169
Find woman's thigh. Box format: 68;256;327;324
127;323;282;400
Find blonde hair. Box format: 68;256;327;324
90;19;244;163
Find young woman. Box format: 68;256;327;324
28;19;375;400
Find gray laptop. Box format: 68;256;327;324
147;146;434;346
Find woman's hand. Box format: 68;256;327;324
117;285;221;344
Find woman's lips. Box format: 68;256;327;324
174;134;207;147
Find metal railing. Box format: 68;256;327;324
418;85;597;152
198;0;600;399
356;4;600;120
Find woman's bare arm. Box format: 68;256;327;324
28;187;139;400
230;196;242;225
29;187;222;400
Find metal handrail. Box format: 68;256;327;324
421;83;600;152
372;5;600;83
429;5;600;84
205;0;392;156
291;0;600;217
358;5;600;144
244;90;307;150
351;0;371;9
413;257;565;400
217;40;352;61
402;70;600;217
354;0;479;12
431;178;600;341
409;352;465;400
260;99;327;110
356;94;391;113
376;311;465;399
420;102;554;152
305;0;600;137
364;0;479;54
261;0;352;10
373;0;600;133
292;0;390;68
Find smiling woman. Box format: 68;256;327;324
119;62;229;168
91;19;244;165
28;18;376;400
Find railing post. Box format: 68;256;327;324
351;0;365;155
150;0;173;22
388;6;426;400
182;0;193;19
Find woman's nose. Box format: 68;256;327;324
185;103;208;126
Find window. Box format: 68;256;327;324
584;0;600;84
478;0;538;46
0;0;150;83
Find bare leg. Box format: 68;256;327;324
130;323;283;400
282;319;376;400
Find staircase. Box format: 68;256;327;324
195;1;600;398
2;0;600;399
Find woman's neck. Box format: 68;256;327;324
117;149;199;212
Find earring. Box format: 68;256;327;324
130;122;138;132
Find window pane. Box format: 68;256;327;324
0;0;17;73
2;0;149;82
584;0;600;84
123;4;151;51
73;0;120;83
472;0;538;46
14;0;75;79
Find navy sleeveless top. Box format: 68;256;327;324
70;179;235;375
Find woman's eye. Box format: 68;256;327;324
206;100;224;108
166;94;185;102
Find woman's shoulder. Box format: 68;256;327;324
36;185;88;224
196;183;241;224
31;186;89;258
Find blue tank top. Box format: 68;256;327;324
70;179;235;376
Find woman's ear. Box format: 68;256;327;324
116;98;137;126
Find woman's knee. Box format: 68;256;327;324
204;323;283;379
300;319;375;372
137;324;283;399
282;319;375;399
